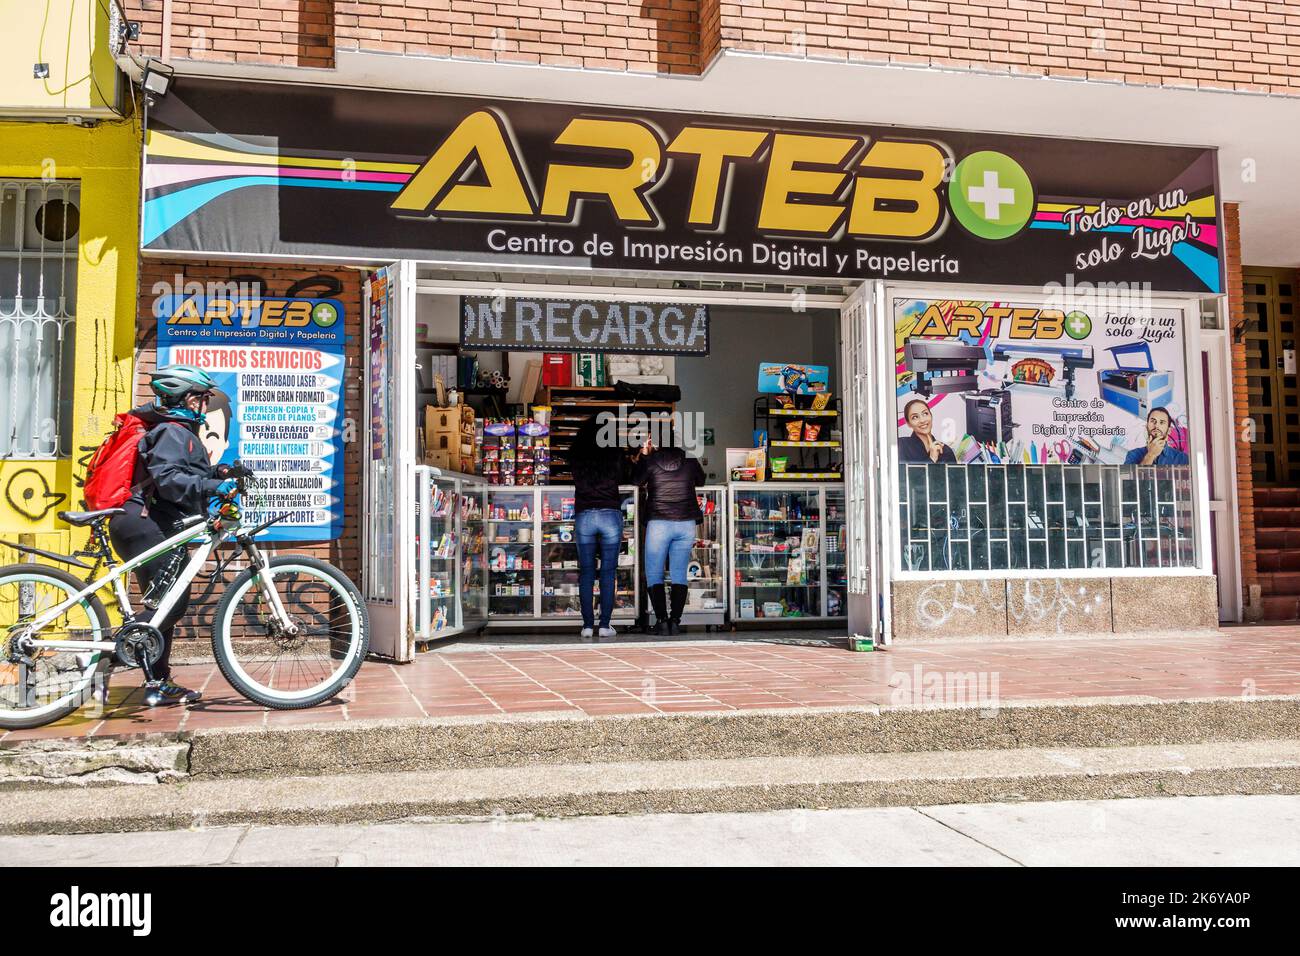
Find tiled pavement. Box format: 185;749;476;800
4;626;1300;745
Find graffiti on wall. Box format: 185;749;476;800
3;469;67;522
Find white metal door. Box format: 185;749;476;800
363;260;418;660
839;281;886;641
1201;326;1242;621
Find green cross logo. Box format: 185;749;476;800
311;301;339;327
949;151;1035;241
1065;311;1092;340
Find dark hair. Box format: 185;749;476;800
569;417;625;487
903;398;930;424
1147;405;1172;423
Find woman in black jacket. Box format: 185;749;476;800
569;418;638;640
634;442;706;635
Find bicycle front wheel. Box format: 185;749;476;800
212;555;369;709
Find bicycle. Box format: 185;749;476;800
0;464;370;730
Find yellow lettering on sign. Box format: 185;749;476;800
171;298;203;326
666;126;769;229
758;133;859;235
847;140;947;239
203;300;234;326
947;305;985;338
283;301;312;327
1008;308;1040;338
261;300;286;327
984;307;1012;337
390;110;535;217
912;304;950;337
540;118;663;224
1035;309;1065;339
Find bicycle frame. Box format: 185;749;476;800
16;513;296;654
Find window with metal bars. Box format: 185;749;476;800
898;462;1196;572
0;180;79;459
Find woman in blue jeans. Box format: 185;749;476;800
634;443;706;636
569;419;641;639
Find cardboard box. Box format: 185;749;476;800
426;407;458;434
520;359;543;405
424;449;454;470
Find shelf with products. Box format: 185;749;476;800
415;469;490;642
755;394;843;481
536;386;675;484
729;482;845;622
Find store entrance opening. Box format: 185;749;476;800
403;285;853;648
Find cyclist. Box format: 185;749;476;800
107;364;238;706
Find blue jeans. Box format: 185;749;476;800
576;508;623;628
644;519;696;587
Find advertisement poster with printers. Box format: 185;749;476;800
155;294;347;541
894;299;1188;468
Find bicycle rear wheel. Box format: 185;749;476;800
0;565;112;730
212;555;369;709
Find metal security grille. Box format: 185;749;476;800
0;180;79;459
899;463;1195;572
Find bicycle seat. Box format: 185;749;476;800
58;508;125;527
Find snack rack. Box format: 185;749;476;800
753;396;843;480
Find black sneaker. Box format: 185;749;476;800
143;679;201;707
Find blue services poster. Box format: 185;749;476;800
155;295;346;541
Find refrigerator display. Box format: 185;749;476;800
728;482;847;621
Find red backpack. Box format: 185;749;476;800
82;412;149;510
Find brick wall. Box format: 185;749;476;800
1225;202;1259;610
136;260;365;643
713;0;1300;95
122;1;1300;94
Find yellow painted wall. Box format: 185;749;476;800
0;117;140;559
0;0;121;115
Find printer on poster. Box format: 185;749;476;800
154;295;346;540
896;299;1188;467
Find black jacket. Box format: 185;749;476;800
898;433;956;464
634;448;705;522
572;445;633;515
126;404;225;523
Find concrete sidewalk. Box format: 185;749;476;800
4;626;1298;746
4;794;1297;866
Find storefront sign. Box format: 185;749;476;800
460;295;709;355
894;298;1188;467
142;79;1222;293
155;294;347;541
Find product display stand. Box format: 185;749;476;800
728;482;848;623
754;396;843;480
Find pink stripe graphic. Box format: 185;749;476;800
145;163;412;190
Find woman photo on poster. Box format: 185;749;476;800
899;398;956;464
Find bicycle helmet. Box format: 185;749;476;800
150;364;216;407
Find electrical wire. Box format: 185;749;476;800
38;0;92;97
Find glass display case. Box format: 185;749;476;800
824;485;848;620
643;485;728;629
728;482;847;622
485;487;537;618
540;487;638;621
466;485;642;626
414;467;489;641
